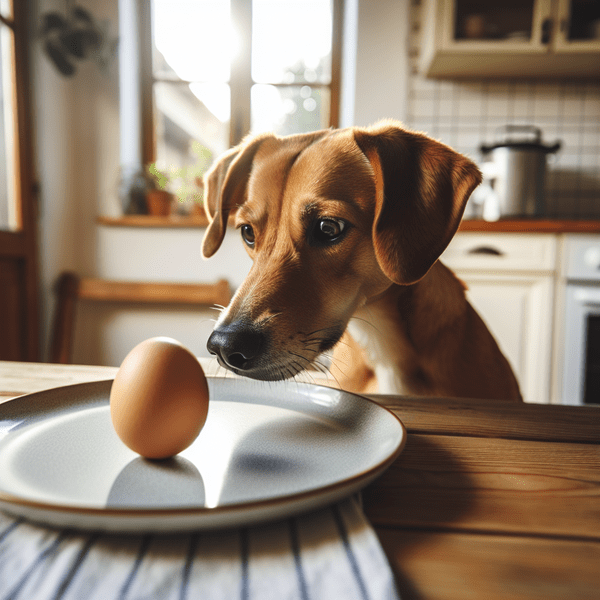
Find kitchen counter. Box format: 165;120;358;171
459;219;600;233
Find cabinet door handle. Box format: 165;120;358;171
467;246;504;256
541;18;552;44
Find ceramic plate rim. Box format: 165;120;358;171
0;378;406;531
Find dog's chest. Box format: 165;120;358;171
346;316;413;396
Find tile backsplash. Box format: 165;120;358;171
407;2;600;219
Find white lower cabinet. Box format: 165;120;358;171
441;233;558;404
457;272;554;404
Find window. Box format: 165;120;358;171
140;0;342;175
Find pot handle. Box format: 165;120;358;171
498;124;542;144
480;136;562;154
545;141;562;154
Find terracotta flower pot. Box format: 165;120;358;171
191;201;205;217
146;189;174;216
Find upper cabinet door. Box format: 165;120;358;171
553;0;600;53
438;0;552;53
419;0;600;78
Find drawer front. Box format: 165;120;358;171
441;233;557;272
564;234;600;281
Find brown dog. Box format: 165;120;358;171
202;121;522;402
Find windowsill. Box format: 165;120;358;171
97;214;211;228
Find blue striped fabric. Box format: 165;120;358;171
0;498;400;600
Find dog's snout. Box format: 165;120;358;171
207;323;265;372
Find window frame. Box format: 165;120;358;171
0;0;39;360
138;0;344;166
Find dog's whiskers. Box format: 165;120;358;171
285;349;340;387
349;311;381;335
305;326;339;338
257;312;283;327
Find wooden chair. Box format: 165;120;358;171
49;272;231;364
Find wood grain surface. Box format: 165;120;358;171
378;530;600;600
364;433;600;538
362;393;600;599
370;394;600;443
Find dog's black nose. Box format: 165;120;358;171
207;323;265;371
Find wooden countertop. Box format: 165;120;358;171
364;393;600;599
2;362;599;598
98;215;600;234
459;219;600;233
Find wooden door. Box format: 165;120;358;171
0;1;39;361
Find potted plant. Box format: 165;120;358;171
169;142;212;216
145;164;174;216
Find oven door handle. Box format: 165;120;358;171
467;246;504;257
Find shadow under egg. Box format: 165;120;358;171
106;455;205;508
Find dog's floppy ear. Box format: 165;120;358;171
202;129;332;258
353;121;481;285
202;133;271;258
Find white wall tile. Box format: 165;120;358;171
582;125;600;147
404;5;600;217
583;90;600;117
532;94;562;119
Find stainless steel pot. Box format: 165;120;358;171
479;125;561;219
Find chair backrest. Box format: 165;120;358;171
49;272;231;364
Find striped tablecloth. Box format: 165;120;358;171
0;497;400;600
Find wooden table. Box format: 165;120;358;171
1;361;599;600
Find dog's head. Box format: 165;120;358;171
201;121;481;380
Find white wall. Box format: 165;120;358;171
73;227;252;365
31;0;412;366
352;0;410;127
31;0;123;362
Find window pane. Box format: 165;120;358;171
152;0;232;82
252;0;332;84
454;0;535;41
0;0;11;19
251;84;329;136
568;0;600;41
154;81;229;209
0;24;16;231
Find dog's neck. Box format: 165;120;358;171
347;261;467;395
346;318;406;395
346;296;408;395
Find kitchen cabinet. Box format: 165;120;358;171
441;233;557;404
419;0;600;78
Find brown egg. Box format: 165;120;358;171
110;337;209;459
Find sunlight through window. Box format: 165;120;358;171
148;0;339;177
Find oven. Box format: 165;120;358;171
561;236;600;406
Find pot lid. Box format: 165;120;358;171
480;124;561;154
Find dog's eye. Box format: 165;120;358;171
311;218;347;245
240;224;255;247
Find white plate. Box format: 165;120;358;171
0;378;405;532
